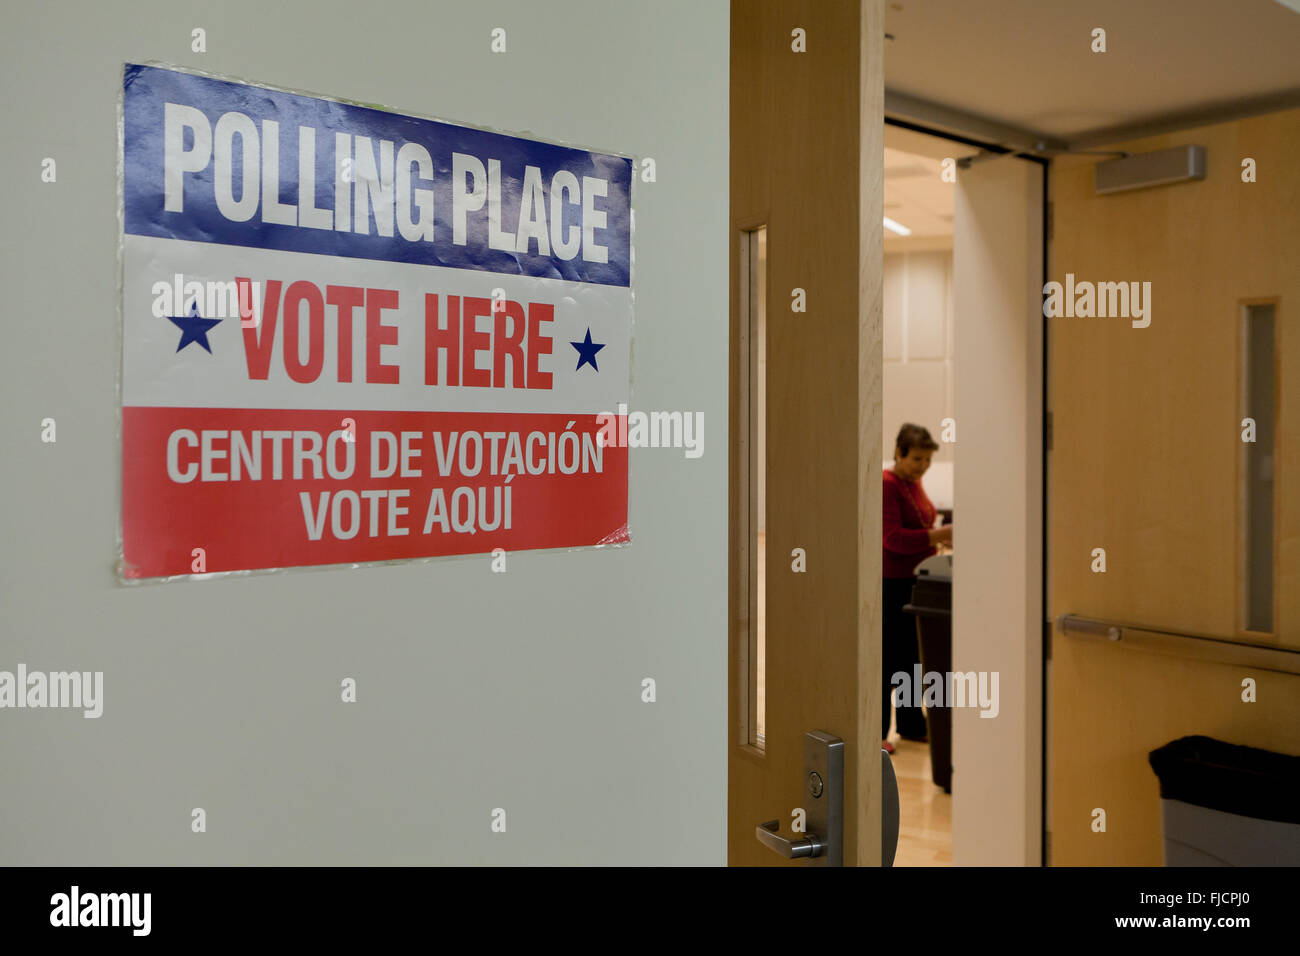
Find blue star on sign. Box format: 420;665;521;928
169;303;222;354
571;327;606;372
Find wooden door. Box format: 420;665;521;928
728;0;884;866
1046;110;1300;864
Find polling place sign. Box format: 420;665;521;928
119;64;631;579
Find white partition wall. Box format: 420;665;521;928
951;155;1044;866
0;0;728;865
883;250;956;498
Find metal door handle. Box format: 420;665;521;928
755;819;827;859
752;731;844;865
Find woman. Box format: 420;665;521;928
882;423;951;753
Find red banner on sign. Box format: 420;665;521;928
121;409;629;578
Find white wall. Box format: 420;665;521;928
0;0;728;865
951;156;1043;866
883;250;954;508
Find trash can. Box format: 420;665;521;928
903;553;952;793
1148;735;1300;866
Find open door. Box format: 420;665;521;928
728;0;885;866
950;152;1044;865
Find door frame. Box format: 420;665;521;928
883;116;1050;866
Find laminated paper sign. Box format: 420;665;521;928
119;64;632;579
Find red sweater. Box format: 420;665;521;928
882;469;937;578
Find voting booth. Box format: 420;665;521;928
905;553;953;793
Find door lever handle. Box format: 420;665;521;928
755;819;827;859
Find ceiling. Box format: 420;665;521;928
884;147;949;238
884;0;1300;147
882;126;976;250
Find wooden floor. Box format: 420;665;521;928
890;736;953;866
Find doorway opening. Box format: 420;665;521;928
881;118;1047;866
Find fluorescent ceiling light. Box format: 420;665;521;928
1273;0;1300;13
883;216;912;236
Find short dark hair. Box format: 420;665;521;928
895;423;939;457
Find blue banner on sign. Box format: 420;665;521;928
122;64;632;288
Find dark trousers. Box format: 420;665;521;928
883;576;927;740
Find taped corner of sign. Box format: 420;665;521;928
115;554;143;585
597;524;631;547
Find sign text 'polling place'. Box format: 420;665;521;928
120;64;632;579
